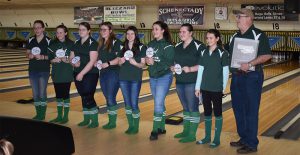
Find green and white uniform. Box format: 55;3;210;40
47;38;74;124
27;35;52;121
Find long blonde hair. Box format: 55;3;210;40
0;139;14;155
98;22;116;52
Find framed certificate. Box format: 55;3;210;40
231;38;259;71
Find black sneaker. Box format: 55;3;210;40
158;128;166;135
230;140;245;147
149;132;158;140
237;146;257;154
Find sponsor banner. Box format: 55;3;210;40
241;4;298;21
104;5;136;25
158;5;205;25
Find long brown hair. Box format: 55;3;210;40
98;22;116;52
153;21;172;44
121;26;141;56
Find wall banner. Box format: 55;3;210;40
74;6;104;24
241;4;298;21
158;6;205;25
104;5;136;25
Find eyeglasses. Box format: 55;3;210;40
235;15;249;19
100;29;109;32
34;27;43;30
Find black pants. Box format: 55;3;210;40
201;90;222;117
74;73;99;109
53;82;71;99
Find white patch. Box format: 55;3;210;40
46;38;51;45
28;37;35;43
175;42;182;47
89;39;93;45
194;41;202;50
139;45;143;51
113;40;116;45
252;30;261;40
164;45;173;50
154;48;158;54
120;45;123;50
47;47;54;53
230;33;238;44
75;39;79;44
201;49;205;57
218;49;224;57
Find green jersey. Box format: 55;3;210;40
98;39;123;73
48;39;74;83
26;35;52;72
174;39;205;84
119;44;147;81
225;25;271;72
198;46;230;92
71;37;99;74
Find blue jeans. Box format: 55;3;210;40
100;70;120;107
150;73;173;114
119;80;142;111
29;71;50;101
176;83;199;112
231;71;264;149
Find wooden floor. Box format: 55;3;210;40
0;101;299;155
1;49;300;155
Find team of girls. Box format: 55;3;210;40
27;20;229;147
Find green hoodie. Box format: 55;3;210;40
147;38;174;78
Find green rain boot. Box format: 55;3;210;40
32;101;41;120
150;113;162;140
60;99;70;124
210;116;223;148
50;99;63;123
78;108;90;126
88;107;99;128
102;105;117;129
124;106;134;134
179;112;200;143
196;115;212;145
158;111;167;134
39;98;47;121
131;110;140;134
174;111;190;138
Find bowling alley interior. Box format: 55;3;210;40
0;0;299;155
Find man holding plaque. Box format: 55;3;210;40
225;8;271;154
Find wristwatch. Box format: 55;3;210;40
107;61;111;66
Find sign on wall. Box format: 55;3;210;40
215;7;227;20
241;4;298;21
104;5;136;25
74;6;104;24
158;6;205;25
